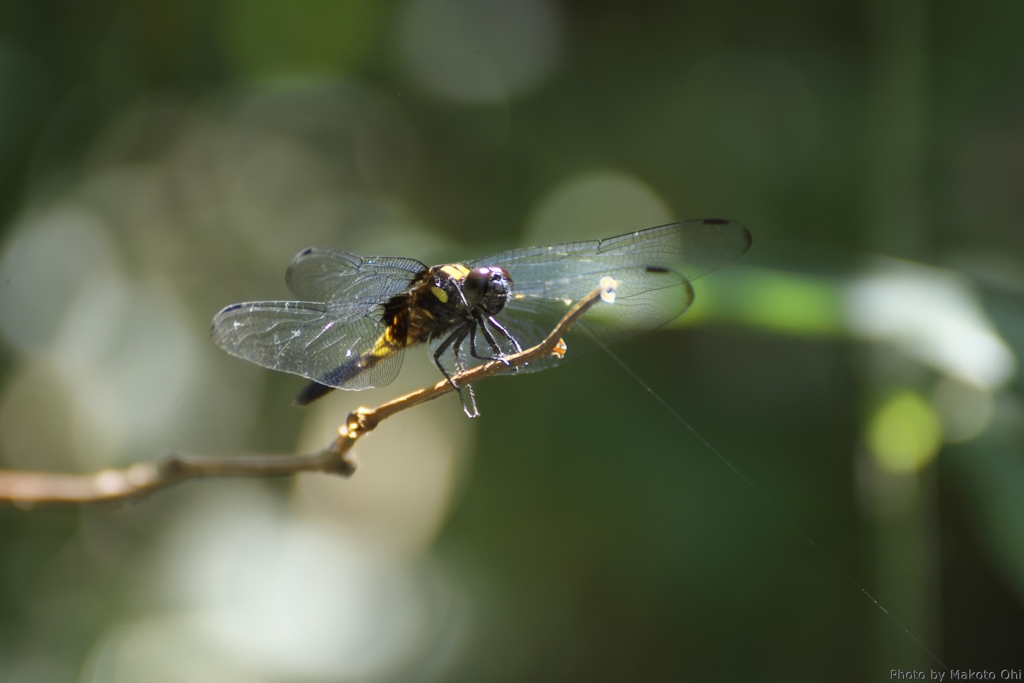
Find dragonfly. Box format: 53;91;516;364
211;220;751;416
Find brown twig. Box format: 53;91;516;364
0;284;611;507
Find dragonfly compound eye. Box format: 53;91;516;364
463;266;512;314
462;267;491;306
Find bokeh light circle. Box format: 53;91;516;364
525;170;674;244
867;391;942;474
398;0;563;104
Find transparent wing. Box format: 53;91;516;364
469;219;751;286
449;219;746;374
286;247;426;302
506;267;695;373
429;266;695;377
210;299;404;391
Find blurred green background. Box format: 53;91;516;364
2;0;1024;680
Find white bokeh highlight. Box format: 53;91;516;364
96;484;465;682
0;204;119;353
846;259;1016;390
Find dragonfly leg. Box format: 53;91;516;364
477;314;511;364
469;315;510;365
461;381;478;418
432;325;478;417
468;319;487;360
432;325;467;390
485;315;524;372
487;316;523;353
451;328;479;418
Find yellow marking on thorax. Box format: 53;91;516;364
430;286;448;303
440;264;470;280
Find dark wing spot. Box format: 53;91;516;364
702;218;730;225
299;247;314;256
221;303;243;313
645;265;671;274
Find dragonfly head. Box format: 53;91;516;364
463;265;513;315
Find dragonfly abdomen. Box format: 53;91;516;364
294;304;413;404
